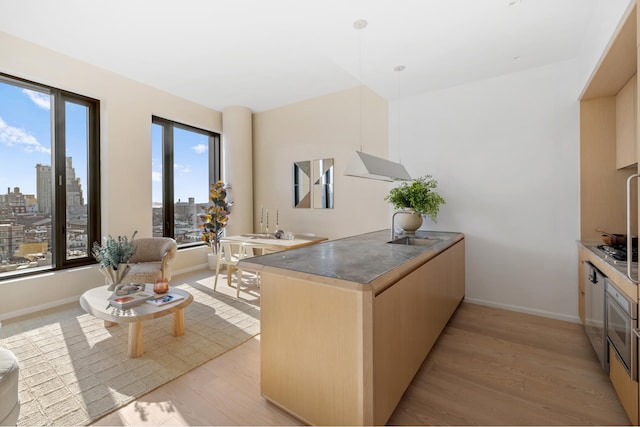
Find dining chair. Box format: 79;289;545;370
213;240;245;292
234;242;275;298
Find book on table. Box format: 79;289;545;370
108;285;153;309
146;293;184;306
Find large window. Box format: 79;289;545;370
0;73;100;279
152;117;220;246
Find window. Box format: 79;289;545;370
151;117;220;246
0;73;100;279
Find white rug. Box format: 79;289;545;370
0;279;260;426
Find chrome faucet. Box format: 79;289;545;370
391;211;403;241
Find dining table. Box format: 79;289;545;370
224;233;327;250
221;233;328;286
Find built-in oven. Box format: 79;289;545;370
606;280;638;380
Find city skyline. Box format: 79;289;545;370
1;79;211;205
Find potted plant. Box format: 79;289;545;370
199;180;232;258
92;231;138;290
385;175;446;234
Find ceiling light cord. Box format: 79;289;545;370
395;65;405;166
357;21;365;153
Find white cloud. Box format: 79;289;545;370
152;171;162;182
192;144;207;154
0;116;51;154
174;163;190;175
22;89;51;110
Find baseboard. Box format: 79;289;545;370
464;297;581;324
173;264;209;276
1;295;80;322
1;264;212;323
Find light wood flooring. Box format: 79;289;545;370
92;281;629;426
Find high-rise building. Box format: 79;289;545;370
35;163;52;214
65;157;84;207
36;158;84;213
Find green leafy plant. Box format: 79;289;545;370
384;175;446;222
199;180;232;251
92;231;138;268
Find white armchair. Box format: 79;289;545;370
124;237;177;283
0;347;19;426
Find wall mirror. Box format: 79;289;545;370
292;161;311;208
313;158;334;209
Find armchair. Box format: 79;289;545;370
124;237;178;283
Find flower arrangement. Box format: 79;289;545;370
91;231;138;269
200;180;232;252
384;175;446;222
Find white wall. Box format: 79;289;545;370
384;1;633;322
253;86;389;240
0;31;224;319
389;59;582;321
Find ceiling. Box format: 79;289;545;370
0;0;633;112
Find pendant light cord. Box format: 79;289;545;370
353;19;367;153
358;23;363;153
394;65;406;166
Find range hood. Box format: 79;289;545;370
344;151;412;182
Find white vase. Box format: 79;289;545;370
395;208;423;235
99;263;131;291
207;253;217;271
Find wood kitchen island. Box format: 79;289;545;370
240;229;465;425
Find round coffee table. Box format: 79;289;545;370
79;284;193;358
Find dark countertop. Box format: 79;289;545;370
239;229;464;285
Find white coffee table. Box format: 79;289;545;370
79;284;193;358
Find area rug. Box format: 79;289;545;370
0;281;260;426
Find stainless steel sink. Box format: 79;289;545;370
387;237;441;246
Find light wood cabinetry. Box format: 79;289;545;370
611;346;639;425
617;74;638;169
580;4;640;425
260;239;465;426
578;247;586;324
373;241;464;423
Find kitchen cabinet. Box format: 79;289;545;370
248;231;465;426
611;346;639;425
581;4;640;426
578;247;587;324
617;74;637;169
373;241;464;423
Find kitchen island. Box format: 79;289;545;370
240;229;465;425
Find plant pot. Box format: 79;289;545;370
395;208;423;235
99;263;131;291
207;253;217;271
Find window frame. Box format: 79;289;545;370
152;116;221;247
0;72;101;279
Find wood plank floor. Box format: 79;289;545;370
93;299;629;426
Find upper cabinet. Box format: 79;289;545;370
581;5;637;101
580;4;638;242
616;74;637;169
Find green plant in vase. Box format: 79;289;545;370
92;231;138;290
385;175;445;233
200;180;232;253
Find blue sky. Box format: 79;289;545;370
0;81;53;196
0;79;209;205
152;124;210;205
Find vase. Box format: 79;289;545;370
395;208;423;235
99;263;131;291
207;252;217;270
